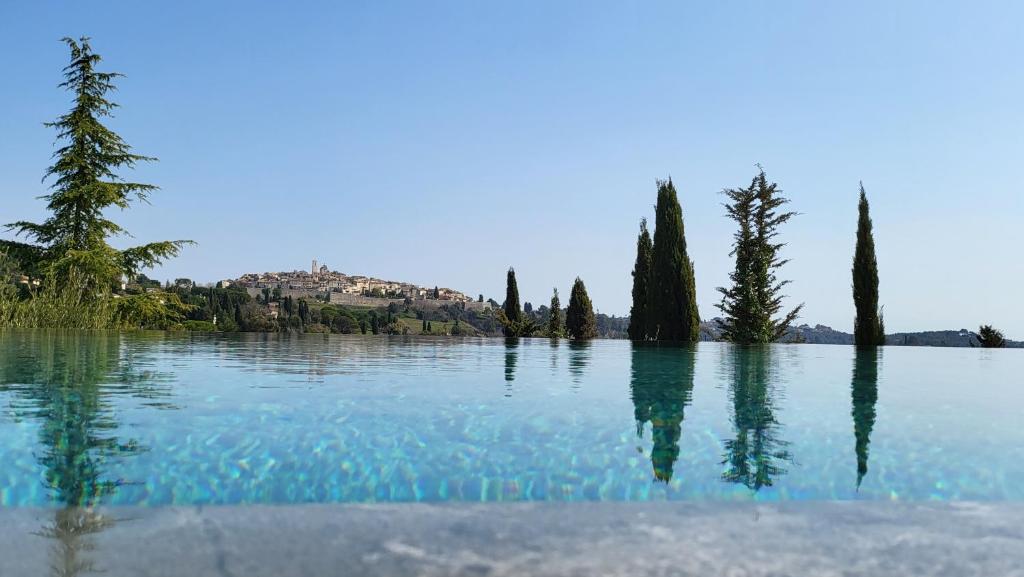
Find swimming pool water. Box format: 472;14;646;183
1;330;1022;507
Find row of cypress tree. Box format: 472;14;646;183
500;268;596;339
629;169;885;346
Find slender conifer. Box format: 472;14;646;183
628;218;653;341
548;288;563;338
852;183;885;346
646;180;700;342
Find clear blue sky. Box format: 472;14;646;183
2;1;1021;336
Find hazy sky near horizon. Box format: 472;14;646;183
2;1;1022;336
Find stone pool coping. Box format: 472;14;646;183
1;501;1022;576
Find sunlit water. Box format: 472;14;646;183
1;330;1022;507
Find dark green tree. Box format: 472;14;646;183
3;37;191;289
647;180;700;342
503;268;522;324
547;287;564;338
977;325;1006;348
716;168;803;343
627;218;653;341
498;267;536;337
565;277;597;340
853;183;885;346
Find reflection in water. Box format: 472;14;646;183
629;345;696;482
503;338;518;394
721;346;791;491
0;332;171;576
851;347;881;488
567;341;591;387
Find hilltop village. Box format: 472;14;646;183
230;260;489;310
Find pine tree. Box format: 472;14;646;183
646;180;700;342
3;37;191;289
853;183;885;346
565;277;597;340
716;168;803;343
977;325;1006;348
547;287;563;338
627;218;653;341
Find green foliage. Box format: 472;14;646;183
565;277;597;340
716;168;803;344
627;218;653;341
977;325;1006;348
547;287;564;338
3;37;192;292
498;267;536;337
181;320;217;332
503;267;522;326
646;180;700;342
853;184;885;346
0;271;116;329
114;291;193;329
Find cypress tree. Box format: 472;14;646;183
646;180;700;342
547;288;563;338
627;218;653;341
852;183;885;346
716;169;803;343
3;37;191;289
503;267;522;323
565;277;597;340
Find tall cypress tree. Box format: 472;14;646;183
547;287;563;338
627;218;653;341
565;277;597;340
716;169;803;343
852;183;885;346
3;37;191;289
503;267;522;324
646;180;700;342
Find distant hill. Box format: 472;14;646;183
700;318;1022;348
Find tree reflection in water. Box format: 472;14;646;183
851;347;881;488
720;345;791;491
629;344;696;482
0;331;173;576
503;338;518;395
567;341;591;389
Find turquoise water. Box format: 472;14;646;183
1;330;1022;507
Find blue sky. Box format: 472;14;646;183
2;1;1022;336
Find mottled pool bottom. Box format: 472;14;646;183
1;331;1022;507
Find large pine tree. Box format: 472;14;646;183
852;183;885;346
627;218;653;341
565;277;597;340
4;37;191;289
716;169;803;343
547;287;563;338
646;180;700;342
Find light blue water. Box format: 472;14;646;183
1;330;1022;507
